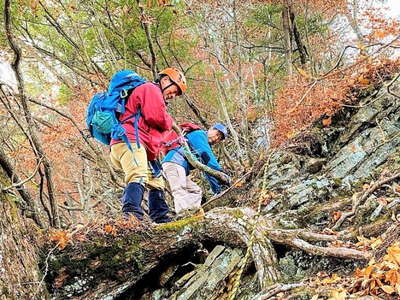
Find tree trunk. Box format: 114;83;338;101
0;169;46;299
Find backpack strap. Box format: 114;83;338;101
133;106;141;149
118;106;142;150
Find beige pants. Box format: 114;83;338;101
162;162;202;213
110;143;164;190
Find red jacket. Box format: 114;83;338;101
110;82;173;160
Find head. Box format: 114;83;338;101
207;123;228;145
158;68;187;101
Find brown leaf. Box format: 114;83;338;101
54;272;69;288
381;285;395;294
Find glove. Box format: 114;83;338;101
221;173;232;186
212;184;230;197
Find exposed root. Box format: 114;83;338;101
332;171;400;230
373;221;400;260
256;282;305;299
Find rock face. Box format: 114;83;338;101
43;81;400;299
170;246;243;300
262;84;400;229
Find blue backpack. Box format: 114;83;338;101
86;70;146;150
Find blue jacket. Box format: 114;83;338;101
162;130;223;193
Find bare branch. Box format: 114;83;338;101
1;156;44;192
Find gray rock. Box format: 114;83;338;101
171;246;243;300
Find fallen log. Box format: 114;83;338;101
43;207;371;299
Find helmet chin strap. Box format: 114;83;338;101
160;82;175;93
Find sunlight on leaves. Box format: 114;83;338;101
50;230;70;250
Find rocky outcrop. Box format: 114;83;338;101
261;83;400;230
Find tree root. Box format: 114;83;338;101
265;228;370;260
373;221;400;260
256;282;305;299
332;171;400;230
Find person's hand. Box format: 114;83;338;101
219;169;233;183
221;173;232;186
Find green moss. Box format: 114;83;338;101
332;178;342;186
154;215;203;232
227;209;245;219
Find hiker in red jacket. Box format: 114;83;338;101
110;68;187;223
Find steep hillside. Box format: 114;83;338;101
42;77;400;299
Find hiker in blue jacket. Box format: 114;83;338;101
161;123;229;214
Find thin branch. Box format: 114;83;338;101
137;0;158;79
182;95;209;128
258;282;305;299
1;157;44;192
387;72;400;99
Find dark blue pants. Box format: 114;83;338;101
122;182;145;219
122;183;170;223
148;189;170;223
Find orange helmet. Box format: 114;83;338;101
158;68;187;95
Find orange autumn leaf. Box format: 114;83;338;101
385;270;400;286
50;230;70;250
374;30;387;39
322;117;332;127
357;76;370;86
104;224;115;234
297;67;312;79
332;211;342;221
363;265;374;278
386;245;400;265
